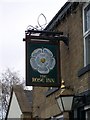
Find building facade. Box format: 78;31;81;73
5;85;32;119
32;2;90;120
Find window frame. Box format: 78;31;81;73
83;3;90;66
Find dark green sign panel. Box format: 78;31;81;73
26;39;61;87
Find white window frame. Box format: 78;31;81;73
56;115;63;120
50;115;63;120
83;2;90;66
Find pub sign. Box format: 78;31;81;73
26;39;61;87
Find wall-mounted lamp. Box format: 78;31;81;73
55;80;74;112
55;80;85;113
56;94;74;112
56;93;86;113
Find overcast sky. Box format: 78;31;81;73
0;0;67;79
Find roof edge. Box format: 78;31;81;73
45;2;79;31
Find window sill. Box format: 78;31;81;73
78;64;90;77
45;88;59;97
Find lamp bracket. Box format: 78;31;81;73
75;95;86;102
73;95;86;109
65;86;74;91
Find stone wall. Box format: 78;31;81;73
32;3;89;118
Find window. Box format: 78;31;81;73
85;110;90;120
84;105;90;120
84;4;90;32
77;107;85;120
83;3;90;66
75;106;90;120
85;34;90;64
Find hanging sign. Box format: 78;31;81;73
26;39;61;87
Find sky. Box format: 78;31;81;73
0;0;67;80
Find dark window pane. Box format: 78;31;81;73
85;34;90;65
84;4;90;32
85;110;90;120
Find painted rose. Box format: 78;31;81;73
30;48;56;74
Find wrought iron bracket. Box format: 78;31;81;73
23;30;69;46
73;95;86;109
